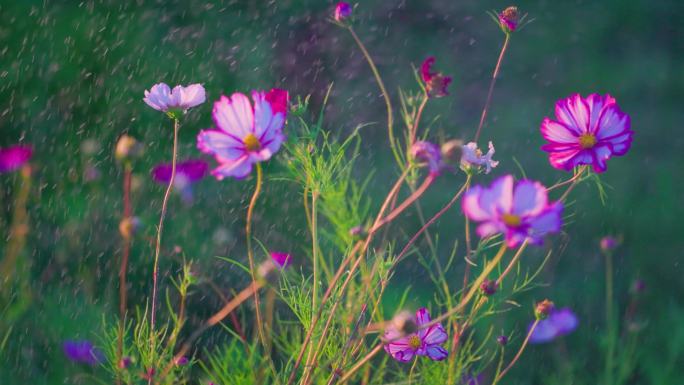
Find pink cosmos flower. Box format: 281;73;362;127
529;307;578;344
540;93;633;173
383;308;448;362
410;141;443;175
334;2;352;22
498;6;519;32
197;89;288;180
143;83;205;115
420;57;452;98
0;144;32;174
461;141;499;174
462;175;563;247
270;252;292;268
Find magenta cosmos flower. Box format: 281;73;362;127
529;307;578;344
143;83;205;116
0;144;32;174
462;175;563;247
152;159;208;203
421;57;452;98
498;6;519;32
334;2;352;22
197;89;288;180
270;252;292;268
384;308;448;362
540;93;633;173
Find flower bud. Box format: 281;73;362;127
334;2;352;22
119;216;142;239
349;225;366;238
174;356;189;366
270;252;292;268
118;356;132;369
600;236;619;253
480;279;498;296
498;6;519;33
390;310;418;336
115;135;144;162
496;335;508;346
534;299;554;320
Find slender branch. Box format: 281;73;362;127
336;344;383;384
558;166;587;202
117;163;132;383
149;118;179;383
410;94;428;147
246;162;266;349
492;319;539;384
474;33;511;143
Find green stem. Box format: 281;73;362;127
604;250;615;385
246;163;266;349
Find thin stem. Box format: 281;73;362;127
370;174;436;232
149;118;179;382
336;344;383;384
492;318;539;385
117;163;132;382
604;250;615;385
347;26;400;165
474;33;511;143
303;190;320;379
461;178;473;300
246;162;266;349
410;94;429;146
495;241;529;286
559;166;587;202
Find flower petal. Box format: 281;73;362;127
210;155;253;180
554;93;590;134
540;118;579;144
425;345;448;361
197;129;246;160
512;180;547;217
479;175;514;214
212;93;254;138
527;202;563;241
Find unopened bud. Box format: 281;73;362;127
496;335;508;346
119;216;142;239
118;356;132;369
534;299;554;320
390;310;418;336
349;225;366;238
499;6;519;33
480;279;498;296
600;236;619;253
115;135;144;162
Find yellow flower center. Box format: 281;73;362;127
579;133;597;149
502;214;522;227
408;335;422;350
243;133;261;151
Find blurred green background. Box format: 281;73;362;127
1;0;683;383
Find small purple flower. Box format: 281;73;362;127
496;335;509;346
144;83;205;116
197;90;287;180
334;2;352;22
461;141;499;174
600;236;619;252
462;175;563;248
270;252;292;268
540;93;633;173
420;57;452;98
175;356;189;366
411;141;443;175
63;340;104;365
498;6;519;32
0;144;32;174
383;308;448;362
529;307;578;344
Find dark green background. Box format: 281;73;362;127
1;0;682;383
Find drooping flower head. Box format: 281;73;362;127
115;135;144;162
383;308;448;362
540;93;633;173
411;141;443;175
63;340;104;365
529;307;578;344
420;57;452;98
0;144;32;174
462;175;563;248
461;141;499;174
498;6;519;32
143;83;206;118
270;252;292;268
152;159;208;203
334;2;353;22
197;90;288;180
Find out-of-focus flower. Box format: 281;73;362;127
80;138;101;156
334;2;352;22
349;225;366;238
498;6;519;32
631;279;646;294
119;216;143;239
600;236;619;252
118;356;132;369
529;307;578;343
115;135;144;162
461;372;483;385
197;90;287;180
0;144;32;174
411;141;443;175
480;279;498;296
462;175;563;247
540;93;633;173
264;88;290;115
383;308;448;362
63;340;104;365
534;299;555;320
390;310;418;335
270;252;292;268
151;159;208;203
461;141;499;174
143;83;205;117
420;57;452;98
175;356;189;366
441;139;464;165
496;335;509;346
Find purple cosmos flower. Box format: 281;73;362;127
270;252;292;268
197;89;288;180
334;2;352;22
461;141;499;174
540;93;633;173
383;308;448;362
411;141;443;175
462;175;563;247
63;340;104;365
529;307;578;344
143;83;205;116
0;144;32;174
498;6;519;32
421;57;452;98
152;159;208;203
